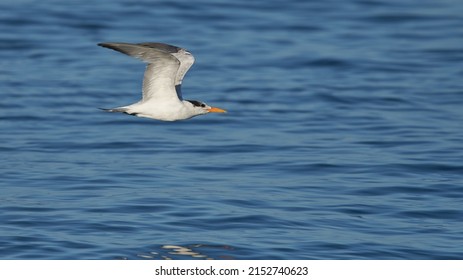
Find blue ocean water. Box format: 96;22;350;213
1;0;462;259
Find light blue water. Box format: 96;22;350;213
1;0;462;259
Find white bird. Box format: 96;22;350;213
98;42;226;121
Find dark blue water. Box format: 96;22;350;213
1;0;462;259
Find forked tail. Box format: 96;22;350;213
99;107;137;116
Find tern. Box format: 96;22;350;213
98;42;226;121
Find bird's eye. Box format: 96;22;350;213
200;104;206;108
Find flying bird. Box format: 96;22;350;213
98;42;226;121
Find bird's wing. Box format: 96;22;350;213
170;47;195;99
98;42;194;102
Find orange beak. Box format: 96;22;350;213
208;107;227;113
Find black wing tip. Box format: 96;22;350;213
98;42;117;49
97;42;132;56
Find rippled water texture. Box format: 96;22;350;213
1;0;462;259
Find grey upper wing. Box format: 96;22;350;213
136;43;195;83
98;42;194;101
138;43;195;99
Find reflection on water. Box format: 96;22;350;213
135;244;236;260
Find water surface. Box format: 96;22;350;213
1;0;462;259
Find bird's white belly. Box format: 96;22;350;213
128;100;192;121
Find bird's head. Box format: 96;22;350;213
186;100;227;116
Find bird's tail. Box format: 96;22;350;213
99;107;138;116
100;107;127;113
